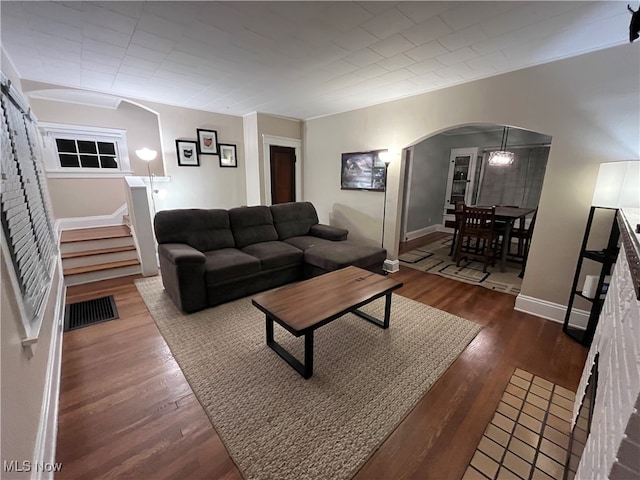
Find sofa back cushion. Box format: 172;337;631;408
270;201;319;240
229;205;278;248
154;209;235;252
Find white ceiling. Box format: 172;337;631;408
0;1;632;120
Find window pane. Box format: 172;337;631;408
80;155;99;168
59;154;79;167
97;142;116;155
100;156;118;168
77;141;97;154
56;139;76;153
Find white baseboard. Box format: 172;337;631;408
404;225;440;242
55;204;128;233
383;259;399;273
514;294;589;330
32;264;66;480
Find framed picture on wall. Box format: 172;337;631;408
218;143;237;168
175;139;199;166
196;128;218;155
340;150;387;191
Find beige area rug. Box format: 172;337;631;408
399;237;523;295
135;276;481;480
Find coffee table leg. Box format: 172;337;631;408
353;293;392;329
265;315;314;379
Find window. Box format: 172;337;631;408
55;138;119;169
39;122;131;177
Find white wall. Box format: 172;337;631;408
22;84;248;215
22;81;164;219
406;136;450;234
304;44;640;307
1;257;64;480
142;100;247;210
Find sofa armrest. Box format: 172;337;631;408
158;243;206;265
157;243;207;313
309;224;348;241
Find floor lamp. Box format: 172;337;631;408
136;147;158;215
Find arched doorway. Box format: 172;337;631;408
397;123;551;292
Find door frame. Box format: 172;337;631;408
262;135;302;205
400;146;414;242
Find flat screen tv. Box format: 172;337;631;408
341;149;387;191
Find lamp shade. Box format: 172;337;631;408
487;126;515;166
591;161;640;208
135;148;157;162
488;150;515;166
378;150;391;166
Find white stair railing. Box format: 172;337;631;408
124;176;157;276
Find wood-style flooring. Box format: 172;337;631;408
56;233;588;479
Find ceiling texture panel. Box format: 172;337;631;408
0;1;631;119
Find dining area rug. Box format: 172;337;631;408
135;276;481;480
399;236;523;295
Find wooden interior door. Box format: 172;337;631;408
270;145;296;204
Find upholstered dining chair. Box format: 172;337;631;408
453;205;498;273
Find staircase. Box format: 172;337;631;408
60;225;142;286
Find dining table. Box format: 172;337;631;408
447;205;537;272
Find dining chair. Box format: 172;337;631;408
453;205;498;272
448;200;465;256
492;205;520;258
508;209;538;276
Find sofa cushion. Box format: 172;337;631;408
154;209;234;252
304;242;387;271
229;206;278;248
270;201;319;240
283;236;336;251
204;248;261;285
242;241;303;270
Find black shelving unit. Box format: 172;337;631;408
563;206;620;346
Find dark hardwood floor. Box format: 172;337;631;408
56;233;587;479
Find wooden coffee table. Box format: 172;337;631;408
251;266;403;379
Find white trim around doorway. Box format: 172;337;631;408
262;135;302;205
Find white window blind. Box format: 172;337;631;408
1;73;57;331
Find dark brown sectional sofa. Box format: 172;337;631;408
154;201;387;313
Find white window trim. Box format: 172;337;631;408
39;122;133;177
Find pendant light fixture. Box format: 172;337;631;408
488;126;515;166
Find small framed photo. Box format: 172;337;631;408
218;143;237;168
196;128;218;155
175;139;199;167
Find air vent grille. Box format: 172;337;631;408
64;295;119;331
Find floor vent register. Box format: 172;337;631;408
64;295;119;332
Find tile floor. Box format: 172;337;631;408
463;369;576;480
